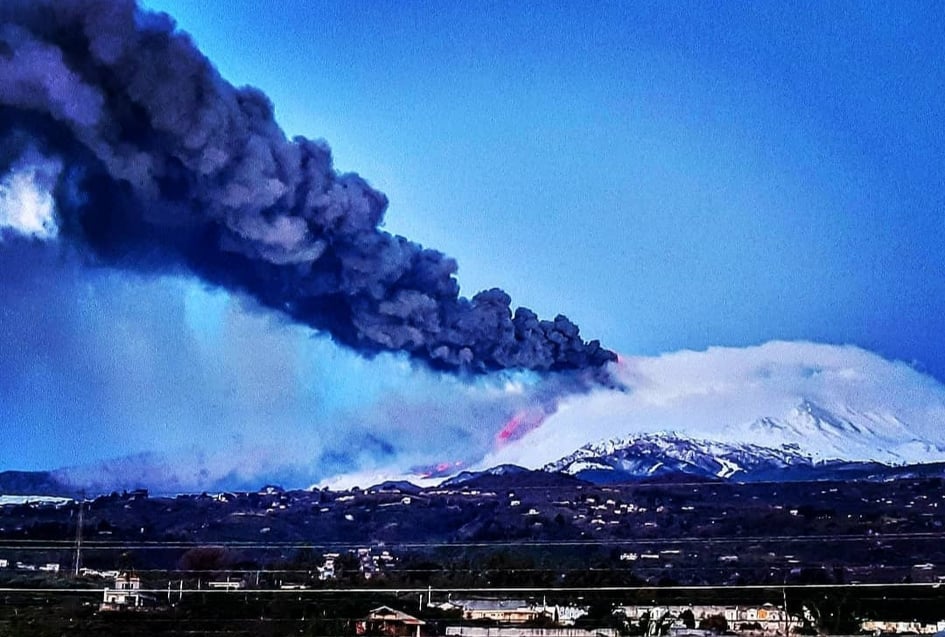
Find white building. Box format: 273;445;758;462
862;620;945;635
616;604;795;634
101;572;156;611
207;578;245;590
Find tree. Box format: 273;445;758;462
178;546;233;571
699;614;729;633
802;592;861;634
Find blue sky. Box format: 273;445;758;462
142;0;945;377
2;1;944;486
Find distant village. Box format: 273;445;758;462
1;478;944;635
2;477;943;586
81;567;945;636
0;557;940;637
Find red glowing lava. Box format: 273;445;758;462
495;408;547;446
615;352;629;372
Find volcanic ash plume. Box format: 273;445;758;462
0;0;615;374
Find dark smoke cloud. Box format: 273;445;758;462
0;0;615;374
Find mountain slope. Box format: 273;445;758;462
543;432;814;483
730;399;945;463
439;464;588;489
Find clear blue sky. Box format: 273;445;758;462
142;0;945;379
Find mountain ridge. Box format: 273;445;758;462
725;397;945;464
532;426;945;485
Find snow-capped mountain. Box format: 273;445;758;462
539;427;945;484
728;399;945;464
537;396;945;484
481;343;945;473
543;432;814;482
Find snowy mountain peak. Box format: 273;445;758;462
544;432;813;482
731;398;943;464
791;399;862;435
475;343;945;481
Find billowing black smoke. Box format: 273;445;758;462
0;0;615;373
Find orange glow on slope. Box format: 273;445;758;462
495;408;547;447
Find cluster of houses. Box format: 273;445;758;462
354;602;945;637
861;620;945;635
21;570;937;636
432;599;588;626
317;546;398;580
359;603;793;637
617;604;791;634
357;605;617;637
0;557;61;572
430;600;802;634
98;572;247;611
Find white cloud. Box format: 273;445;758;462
312;469;441;492
0;157;61;240
481;341;945;469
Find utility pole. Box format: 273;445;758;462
782;583;789;635
73;493;84;576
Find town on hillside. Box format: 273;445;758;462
1;475;944;635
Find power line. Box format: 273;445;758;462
0;582;942;594
1;530;942;550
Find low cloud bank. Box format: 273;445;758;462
482;341;945;469
0;240;578;492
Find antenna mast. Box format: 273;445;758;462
73;493;84;576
